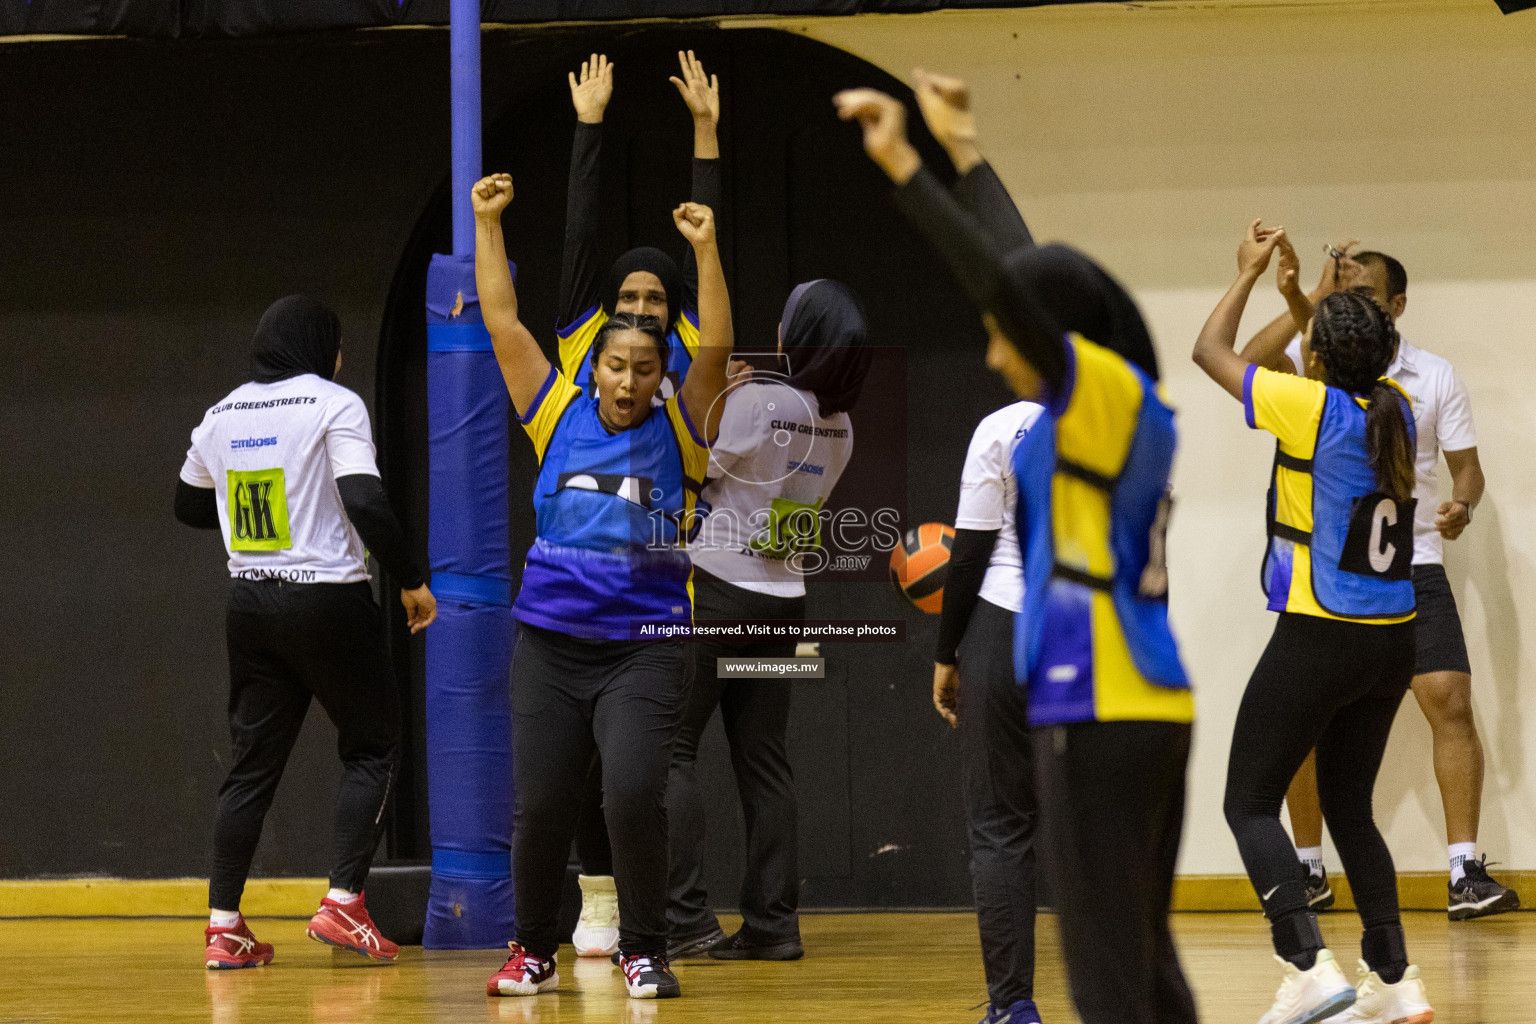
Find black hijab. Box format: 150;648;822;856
997;243;1160;383
780;279;872;416
605;248;685;340
251;295;342;384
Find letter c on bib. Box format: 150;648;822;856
1369;498;1397;573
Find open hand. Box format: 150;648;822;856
670;49;719;125
401;585;438;634
933;662;959;728
673;201;716;247
569;53;614;124
1276;232;1302;297
913;68;976;149
1238;219;1285;277
471;174;514;219
833;88;921;184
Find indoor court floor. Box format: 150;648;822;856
1;911;1530;1023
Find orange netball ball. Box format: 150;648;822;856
888;522;955;615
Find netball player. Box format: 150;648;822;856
1194;222;1433;1024
561;51;724;956
470;173;732;1000
933;396;1043;1024
838;74;1197;1024
176;295;437;968
1244;249;1516;921
668;279;872;962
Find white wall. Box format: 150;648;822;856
733;0;1536;873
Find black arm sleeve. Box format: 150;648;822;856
681;156;723;312
934;528;999;666
336;474;426;591
892;166;1068;394
174;480;219;530
953;161;1034;252
558;122;606;331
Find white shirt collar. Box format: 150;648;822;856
1389;335;1416;378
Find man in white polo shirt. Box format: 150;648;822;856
176;296;438;968
1242;248;1518;920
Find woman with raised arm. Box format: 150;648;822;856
836;78;1195;1024
469;172;732;1002
1193;221;1434;1024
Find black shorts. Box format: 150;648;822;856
1412;563;1471;676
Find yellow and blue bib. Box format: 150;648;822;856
515;366;712;640
1243;365;1416;624
558;305;701;404
1013;335;1193;726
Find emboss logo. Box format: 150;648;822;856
231;436;278;450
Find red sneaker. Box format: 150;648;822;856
305;892;399;962
486;942;559;996
204;915;274;969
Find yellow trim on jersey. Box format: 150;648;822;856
663;393;713;548
519;370;584;463
558;307;699;382
1250;367;1413;625
1057;335;1193;725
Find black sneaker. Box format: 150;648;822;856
707;929;804;961
666;924;726;961
1306;866;1336;911
619;952;680;999
1449;856;1521;920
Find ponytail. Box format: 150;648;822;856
1365;381;1414;501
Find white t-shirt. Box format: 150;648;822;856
1284;334;1476;565
690;381;855;597
179;374;382;584
953;401;1045;614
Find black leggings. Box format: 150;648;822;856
510;623;690;958
1224;612;1413;971
958;599;1038;1008
1036;720;1196;1024
212;579;399;911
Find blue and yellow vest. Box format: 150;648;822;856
559;305;701;404
1244;365;1417;623
515;366;712;640
1012;335;1193;726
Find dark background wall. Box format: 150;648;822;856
0;25;1015;907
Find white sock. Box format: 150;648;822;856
1296;846;1325;875
327;888;360;904
1449;842;1477;884
209;908;241;928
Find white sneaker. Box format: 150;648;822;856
1321;961;1434;1023
1258;948;1357;1024
571;874;619;957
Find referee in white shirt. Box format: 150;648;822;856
176;296;437;966
933;398;1044;1024
1242;249;1519;919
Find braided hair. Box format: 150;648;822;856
590;312;670;367
1308;291;1414;500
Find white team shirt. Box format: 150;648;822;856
179;374;382;583
954;401;1045;614
1284;334;1476;565
691;381;855;597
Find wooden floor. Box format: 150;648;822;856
0;911;1530;1023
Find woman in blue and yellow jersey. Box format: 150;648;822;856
1194;222;1434;1024
837;74;1196;1024
469;172;732;1002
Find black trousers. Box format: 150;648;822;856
668;567;804;942
1036;720;1197;1024
957;599;1038;1008
1225;613;1413;958
211;579;400;911
511;622;690;958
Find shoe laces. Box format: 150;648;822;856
621;954;668;983
1462;854;1499;882
503;942;549;973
